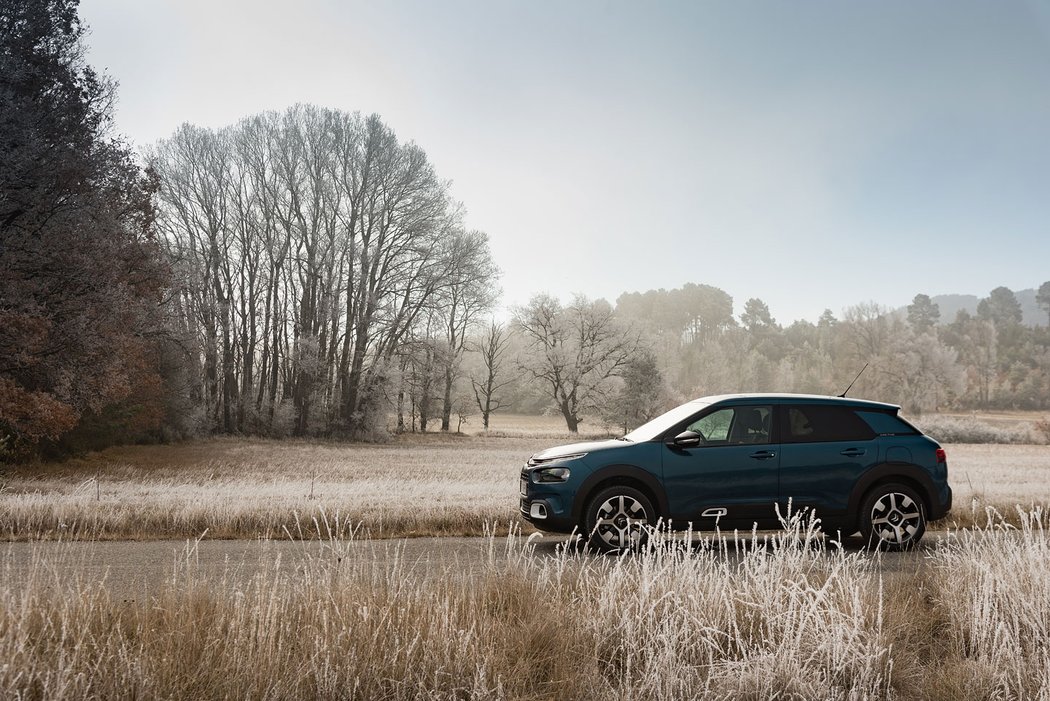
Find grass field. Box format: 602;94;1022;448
2;516;1048;700
931;408;1049;428
0;423;1047;540
2;417;1050;699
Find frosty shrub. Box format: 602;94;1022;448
914;416;1038;444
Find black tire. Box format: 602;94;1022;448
859;482;927;551
584;485;656;554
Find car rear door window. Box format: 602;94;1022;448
782;405;876;443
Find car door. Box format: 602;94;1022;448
777;404;880;522
662;404;781;528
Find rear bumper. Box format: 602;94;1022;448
930;484;952;521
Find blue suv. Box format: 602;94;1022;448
520;394;951;552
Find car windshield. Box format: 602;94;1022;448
623;400;709;442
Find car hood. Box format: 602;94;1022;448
531;439;625;461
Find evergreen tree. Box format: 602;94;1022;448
740;298;776;332
977;287;1023;326
907;293;941;332
1037;281;1050;326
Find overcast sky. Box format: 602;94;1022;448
80;0;1050;324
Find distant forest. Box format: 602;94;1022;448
907;291;1048;328
2;2;1049;459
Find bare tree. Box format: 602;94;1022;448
842;302;892;362
151;106;498;438
515;294;638;433
436;229;499;431
151;125;237;431
602;348;667;433
469;321;512;430
877;329;965;413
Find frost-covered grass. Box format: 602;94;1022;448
0;436;1048;540
0;434;544;540
913;414;1045;445
945;443;1050;528
2;514;1049;700
472;411;614;438
924;510;1050;699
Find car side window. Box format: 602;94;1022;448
856;410;919;436
782;405;876;443
687;406;771;445
687;409;733;442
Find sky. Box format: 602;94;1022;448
79;0;1050;324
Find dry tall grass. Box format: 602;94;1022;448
1;436;1048;540
2;514;1048;700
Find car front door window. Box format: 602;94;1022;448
687;406;771;445
688;408;734;443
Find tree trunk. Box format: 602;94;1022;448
221;311;236;433
396;355;408;433
559;400;579;433
440;365;453;431
419;393;429;432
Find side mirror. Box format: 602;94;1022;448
669;430;702;448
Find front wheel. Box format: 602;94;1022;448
859;483;926;551
584;486;656;554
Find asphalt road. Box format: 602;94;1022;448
1;533;931;601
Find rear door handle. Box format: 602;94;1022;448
840;448;866;457
749;450;776;460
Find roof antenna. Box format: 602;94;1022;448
839;363;869;398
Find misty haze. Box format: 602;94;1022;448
3;1;1050;699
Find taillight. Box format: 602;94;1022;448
935;448;947;464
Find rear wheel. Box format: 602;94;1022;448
584;486;656;554
859;483;926;550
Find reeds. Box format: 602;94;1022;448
3;512;1049;699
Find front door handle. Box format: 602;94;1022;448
840;448;866;457
749;450;776;460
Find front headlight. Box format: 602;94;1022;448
533;466;571;483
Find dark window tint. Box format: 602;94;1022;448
782;405;876;443
856;411;919;436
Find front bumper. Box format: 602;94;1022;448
519;471;575;533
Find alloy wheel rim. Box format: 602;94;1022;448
870;492;922;546
592;495;649;549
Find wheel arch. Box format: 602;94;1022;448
847;463;935;531
572;465;668;527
